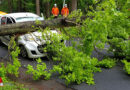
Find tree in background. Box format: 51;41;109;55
17;0;22;12
41;0;50;18
36;0;40;15
8;0;13;13
0;0;105;17
71;0;77;11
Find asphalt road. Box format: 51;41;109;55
0;43;130;90
71;66;130;90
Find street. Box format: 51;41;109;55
0;43;130;90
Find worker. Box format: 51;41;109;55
51;4;59;18
61;4;69;17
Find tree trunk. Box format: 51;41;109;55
36;0;40;16
71;0;77;12
0;16;87;36
17;0;22;12
0;18;64;36
8;0;13;13
22;0;27;12
45;2;50;18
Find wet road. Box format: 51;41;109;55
71;66;130;90
0;43;130;90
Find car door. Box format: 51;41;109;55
0;16;14;45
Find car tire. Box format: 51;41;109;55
20;45;28;58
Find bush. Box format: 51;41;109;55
97;58;117;68
26;58;51;80
0;63;7;82
122;60;130;75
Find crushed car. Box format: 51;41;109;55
0;12;63;58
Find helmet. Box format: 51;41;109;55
64;4;67;7
54;4;57;7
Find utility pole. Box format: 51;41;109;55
63;0;65;7
0;0;1;4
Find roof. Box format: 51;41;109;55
0;12;44;23
5;12;39;18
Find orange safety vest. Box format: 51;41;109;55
61;7;69;17
52;7;59;16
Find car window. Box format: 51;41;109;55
10;17;15;23
1;17;7;25
15;17;44;22
7;17;15;24
1;16;15;25
16;17;34;21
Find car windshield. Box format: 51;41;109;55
15;17;44;22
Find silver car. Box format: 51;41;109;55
0;12;58;58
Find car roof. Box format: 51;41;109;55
4;12;40;18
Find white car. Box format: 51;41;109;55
0;12;59;58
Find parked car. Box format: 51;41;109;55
0;12;60;58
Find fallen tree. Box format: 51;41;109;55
0;17;85;36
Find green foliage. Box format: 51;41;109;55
25;0;35;13
116;0;129;11
0;38;28;89
51;46;102;85
26;58;51;80
0;81;29;90
97;58;117;68
0;0;129;86
78;0;102;13
68;9;83;23
122;60;130;75
41;28;66;54
77;0;129;59
0;63;7;82
0;63;28;89
7;37;21;77
35;20;42;25
0;1;9;12
63;27;81;38
97;0;129;60
0;37;21;82
42;30;101;85
42;0;129;85
109;38;130;59
51;47;101;85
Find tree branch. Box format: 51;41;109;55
0;17;79;36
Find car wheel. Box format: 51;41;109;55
20;46;28;58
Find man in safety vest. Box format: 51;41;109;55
52;4;59;18
61;4;69;17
